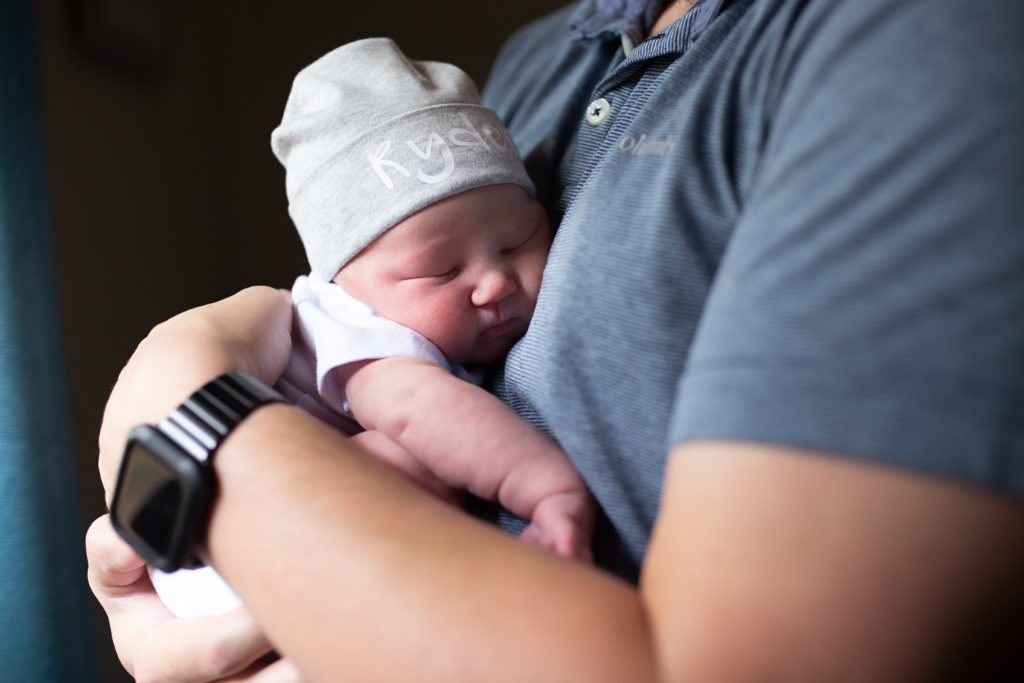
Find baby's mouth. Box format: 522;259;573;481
479;317;520;342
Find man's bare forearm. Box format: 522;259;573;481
207;404;658;683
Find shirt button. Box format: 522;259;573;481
585;97;612;126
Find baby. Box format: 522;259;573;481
152;38;595;618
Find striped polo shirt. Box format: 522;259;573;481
483;0;1024;578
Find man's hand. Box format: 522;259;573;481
98;286;293;499
92;286;295;680
86;515;303;682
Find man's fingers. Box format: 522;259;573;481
86;514;147;596
221;657;304;683
131;607;274;683
247;658;304;683
88;513;277;682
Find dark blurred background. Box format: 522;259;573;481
30;0;564;679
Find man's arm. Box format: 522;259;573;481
206;401;656;683
646;442;1024;681
91;292;1024;681
206;404;1024;682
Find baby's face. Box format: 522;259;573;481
336;184;551;365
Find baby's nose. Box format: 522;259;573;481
471;269;517;307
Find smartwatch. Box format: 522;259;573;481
110;372;283;572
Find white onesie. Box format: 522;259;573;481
152;275;463;618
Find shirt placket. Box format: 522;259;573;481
557;7;701;219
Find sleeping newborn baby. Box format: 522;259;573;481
152;38;595;618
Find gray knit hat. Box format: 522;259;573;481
271;38;535;281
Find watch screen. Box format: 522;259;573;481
117;443;184;558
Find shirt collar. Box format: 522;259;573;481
568;0;727;44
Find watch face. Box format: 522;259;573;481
111;426;209;571
117;442;183;557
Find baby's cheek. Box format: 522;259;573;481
528;244;550;282
415;302;471;356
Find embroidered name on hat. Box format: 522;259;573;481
367;113;514;189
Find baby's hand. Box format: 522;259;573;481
519;490;596;562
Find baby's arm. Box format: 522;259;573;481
348;428;458;503
342;356;595;560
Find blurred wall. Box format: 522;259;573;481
34;1;564;679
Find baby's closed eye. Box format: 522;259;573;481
398;265;459;282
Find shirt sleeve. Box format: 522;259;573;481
670;0;1024;496
291;276;452;416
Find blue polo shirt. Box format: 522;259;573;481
483;0;1024;579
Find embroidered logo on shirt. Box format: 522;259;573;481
616;133;676;157
366;113;513;189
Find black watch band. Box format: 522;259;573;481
158;371;285;463
110;372;284;571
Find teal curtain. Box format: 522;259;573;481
0;0;100;680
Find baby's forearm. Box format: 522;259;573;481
345;357;585;519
